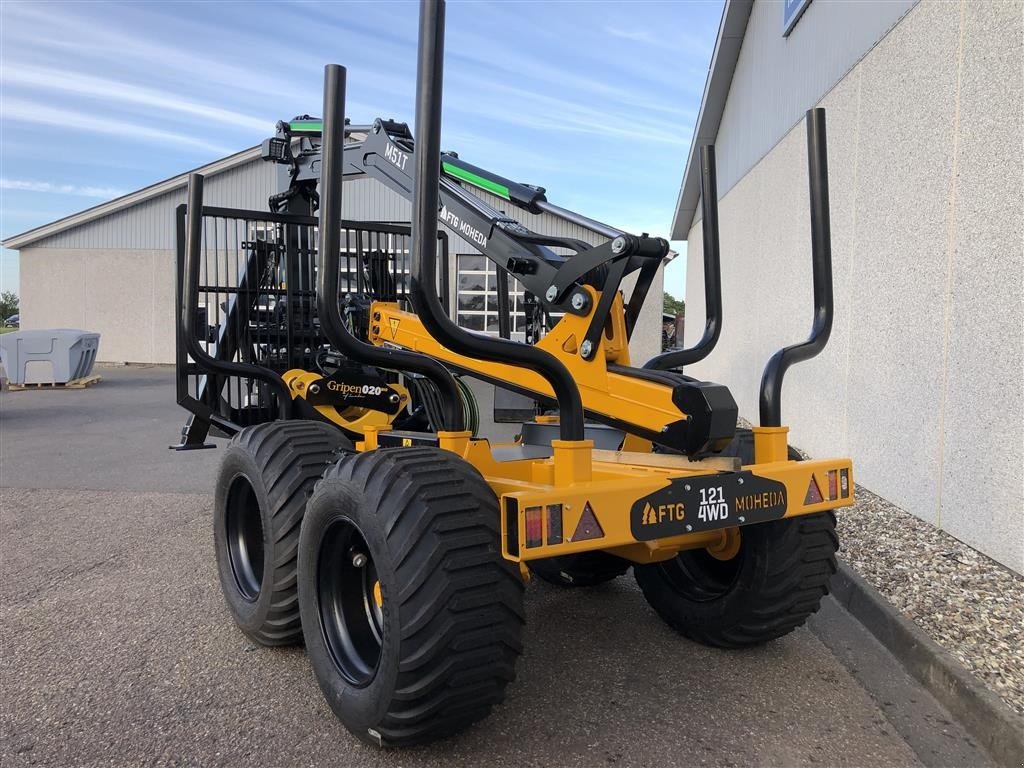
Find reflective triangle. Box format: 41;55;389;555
572;501;604;542
804;475;824;505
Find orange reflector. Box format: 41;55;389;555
571;501;604;542
546;504;563;545
525;506;543;548
840;468;850;498
804;475;824;505
827;470;838;501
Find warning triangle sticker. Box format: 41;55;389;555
804;475;824;505
388;318;400;339
572;501;604;542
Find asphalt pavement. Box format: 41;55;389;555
0;366;994;766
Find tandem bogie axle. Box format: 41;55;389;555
172;0;853;748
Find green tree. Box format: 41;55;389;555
663;292;685;317
0;290;18;320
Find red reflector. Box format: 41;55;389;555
840;468;850;498
571;501;604;542
546;504;563;545
525;506;543;548
804;475;824;505
827;470;838;501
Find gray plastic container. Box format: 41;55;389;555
0;329;100;385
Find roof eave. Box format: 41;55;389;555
669;0;754;240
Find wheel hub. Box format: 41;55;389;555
317;519;383;687
224;476;265;602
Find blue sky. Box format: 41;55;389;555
0;0;723;298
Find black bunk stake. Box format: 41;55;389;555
316;63;465;431
645;143;723;371
410;0;585;441
758;107;834;427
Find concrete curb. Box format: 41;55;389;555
831;561;1024;768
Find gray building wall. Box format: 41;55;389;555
682;0;1023;572
27;160;278;250
694;0;917;226
18;159;663;366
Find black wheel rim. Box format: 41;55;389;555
660;546;744;602
225;475;265;602
317;518;383;687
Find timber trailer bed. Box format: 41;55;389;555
172;0;854;748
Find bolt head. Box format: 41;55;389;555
737;477;744;485
684;484;691;491
611;236;627;254
545;285;558;301
570;293;586;311
738;516;746;523
580;340;593;358
389;393;400;404
309;384;320;394
685;525;693;532
352;552;368;568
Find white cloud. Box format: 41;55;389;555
2;3;305;99
1;99;234;155
0;178;126;199
604;24;713;57
446;73;689;147
2;65;272;133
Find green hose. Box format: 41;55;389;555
456;377;480;436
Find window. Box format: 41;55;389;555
455;254;528;342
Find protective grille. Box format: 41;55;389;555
174;205;448;435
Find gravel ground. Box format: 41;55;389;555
836;486;1024;717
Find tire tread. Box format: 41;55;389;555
218;420;350;645
317;447;524;745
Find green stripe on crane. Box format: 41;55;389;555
442;162;510;200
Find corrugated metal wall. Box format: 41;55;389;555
31;163;609;252
30;159;279;250
19;148;661;365
341;176;609;252
706;0;917;216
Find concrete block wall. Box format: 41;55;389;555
683;0;1023;572
19;248;177;365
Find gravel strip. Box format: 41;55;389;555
836;485;1024;717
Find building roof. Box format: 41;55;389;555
1;147;261;250
669;0;753;240
4;138;642;252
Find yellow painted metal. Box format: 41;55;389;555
493;450;852;563
373;433;855;564
282;368;408;434
347;285;855;568
368;294;687;440
753;426;790;463
552;439;594;486
620;433;654;453
361;425;380;451
706;527;741;561
605;530;729;564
